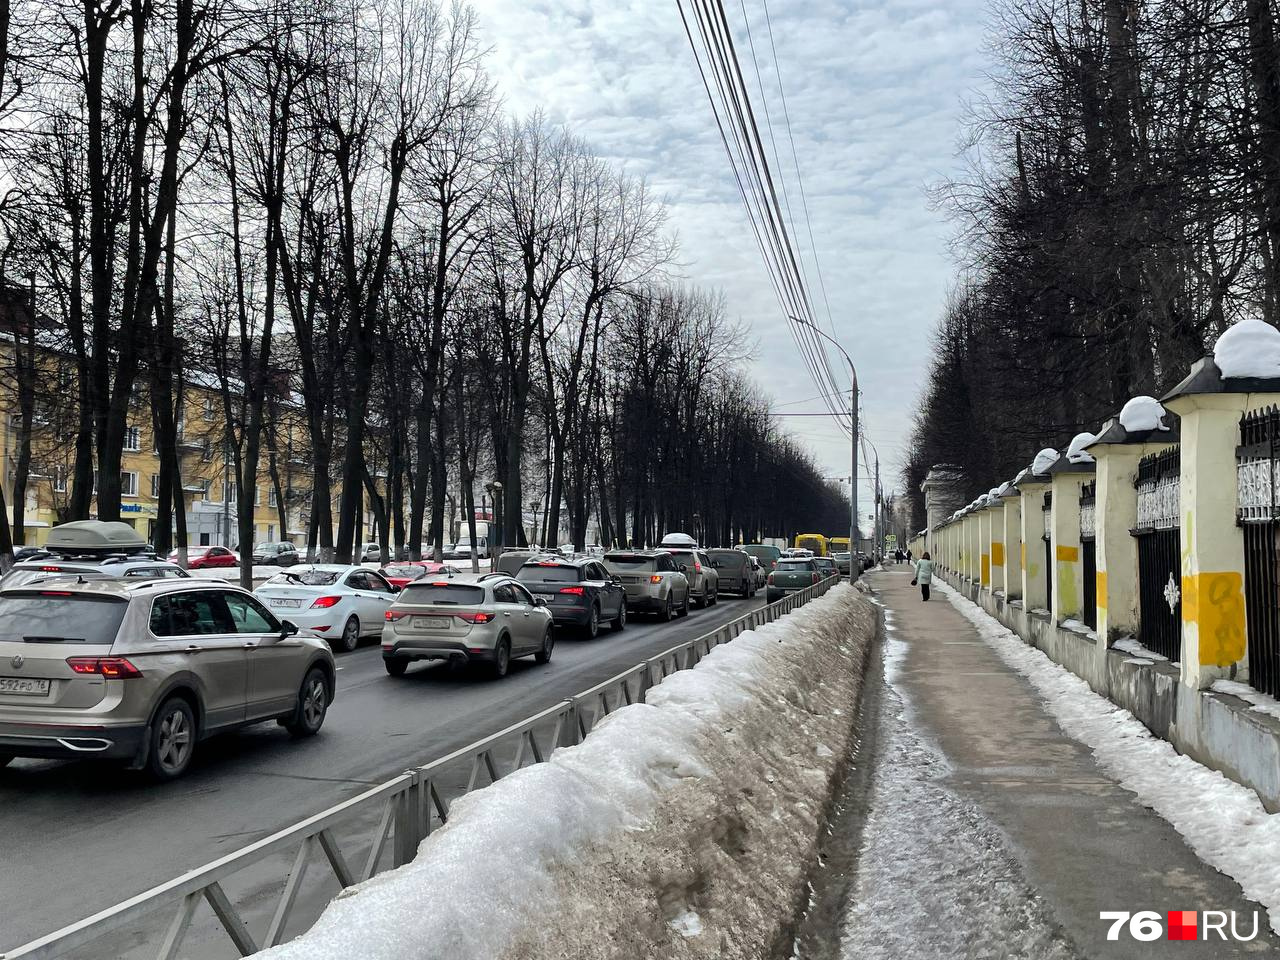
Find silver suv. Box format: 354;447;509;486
602;550;690;620
381;576;554;678
663;548;719;607
0;579;335;780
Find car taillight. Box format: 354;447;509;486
40;590;73;597
811;573;820;583
40;566;62;572
694;562;702;573
649;574;662;584
67;657;143;678
771;560;777;568
385;610;408;622
767;573;775;584
456;611;493;624
311;596;341;609
559;586;585;595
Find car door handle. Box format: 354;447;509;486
502;612;512;617
242;642;257;649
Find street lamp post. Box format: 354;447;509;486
530;500;541;549
491;481;504;558
790;317;858;560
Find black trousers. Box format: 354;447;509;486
921;583;930;601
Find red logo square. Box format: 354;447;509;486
1168;910;1197;941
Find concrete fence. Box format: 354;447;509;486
906;337;1280;813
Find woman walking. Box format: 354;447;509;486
912;552;935;601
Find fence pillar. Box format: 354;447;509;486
1163;366;1269;688
978;505;993;590
1017;474;1051;612
1000;488;1021;599
1050;460;1094;623
965;511;979;583
1089;416;1177;648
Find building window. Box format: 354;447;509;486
121;471;138;497
124;425;140;452
254;485;261;506
203;397;216;421
223;481;237;504
151;474;160;498
202;438;213;462
52;466;67;493
203;479;212;500
268;487;278;508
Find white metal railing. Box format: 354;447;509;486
1;576;839;960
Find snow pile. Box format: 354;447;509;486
1013;468;1029;485
1118;396;1169;433
1215;318;1280;380
938;580;1280;934
1111;636;1168;662
1211;679;1280;724
1065;432;1095;464
255;585;875;960
1030;448;1058;475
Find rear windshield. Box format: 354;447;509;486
0;594;128;644
383;565;429;581
777;560;814;572
517;564;580;584
742;545;780;559
604;555;656;570
1;568;96;589
267;570;340;586
706;551;746;567
401;583;485;605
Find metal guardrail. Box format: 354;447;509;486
2;576;839;960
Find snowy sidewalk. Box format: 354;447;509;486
844;567;1277;958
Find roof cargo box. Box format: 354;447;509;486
45;520;149;555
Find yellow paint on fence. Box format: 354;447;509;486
981;554;990;586
1182;571;1246;667
1056;561;1079;616
1096;570;1107;610
1056;545;1079;563
992;542;1005;567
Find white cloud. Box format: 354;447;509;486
475;0;993;506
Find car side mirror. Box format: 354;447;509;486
391;583;402;593
533;597;548;607
611;576;622;585
279;620;299;638
679;563;688;573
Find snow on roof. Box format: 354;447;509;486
1065;432;1096;464
1031;448;1059;475
1118;396;1170;433
1213;318;1280;379
1013;468;1029;485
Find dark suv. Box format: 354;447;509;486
515;557;627;638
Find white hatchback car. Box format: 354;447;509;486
254;565;400;652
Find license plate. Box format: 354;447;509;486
412;616;449;630
270;599;303;609
0;676;51;697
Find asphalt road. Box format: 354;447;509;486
0;592;764;952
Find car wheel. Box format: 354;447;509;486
334;615;360;653
659;591;675;622
147;697;196;781
535;627;554;665
611;601;626;631
492;637;511;678
285;667;330;737
679;590;690;617
584;604;600;639
384;657;409;677
709;588;718;606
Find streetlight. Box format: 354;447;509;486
529;499;541;549
789;316;858;559
491;481;504;558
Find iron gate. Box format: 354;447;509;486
1133;447;1181;661
1239;407;1280;697
1081;481;1097;630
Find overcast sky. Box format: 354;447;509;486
476;0;993;520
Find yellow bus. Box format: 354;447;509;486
794;533;829;557
829;536;850;554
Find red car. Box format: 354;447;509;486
381;560;453;589
167;545;239;569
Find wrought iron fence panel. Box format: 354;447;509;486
1240;407;1280;697
1135;528;1182;661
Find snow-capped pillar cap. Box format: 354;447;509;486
1087;413;1180;450
999;479;1021;499
1162;353;1280;408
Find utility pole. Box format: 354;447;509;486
791;316;857;557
